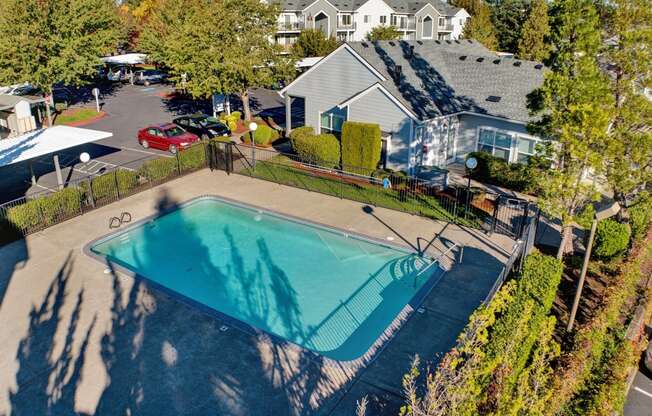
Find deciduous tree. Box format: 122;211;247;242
0;0;124;125
140;0;295;121
292;29;340;58
367;25;402;41
517;0;551;62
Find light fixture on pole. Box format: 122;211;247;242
249;122;258;169
567;201;621;332
80;152;91;163
464;157;477;219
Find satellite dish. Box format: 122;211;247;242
465;157;477;170
80;152;91;163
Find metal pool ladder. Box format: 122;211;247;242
109;212;132;229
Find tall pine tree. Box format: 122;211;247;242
602;0;652;220
490;0;529;53
528;0;613;259
517;0;551;61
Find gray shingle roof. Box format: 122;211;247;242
347;40;545;122
275;0;460;14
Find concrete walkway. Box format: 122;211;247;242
0;169;514;415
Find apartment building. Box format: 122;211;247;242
274;0;469;52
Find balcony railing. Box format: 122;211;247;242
277;21;304;31
392;21;416;31
336;21;357;30
438;24;454;32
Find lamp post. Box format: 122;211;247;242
464;157;477;219
249;122;258;169
567;201;621;332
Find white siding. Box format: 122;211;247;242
352;0;395;41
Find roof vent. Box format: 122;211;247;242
493;59;501;64
435;40;441;44
407;45;415;60
389;41;396;46
459;55;467;61
392;65;403;84
454;40;460;44
445;40;452;44
534;64;544;69
513;61;522;67
476;57;484;62
361;41;369;48
486;95;502;102
416;40;423;45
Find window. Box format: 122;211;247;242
364;15;370;23
516;136;537;163
340;14;352;26
477;128;511;162
380;15;387;24
320;112;346;134
438;17;446;27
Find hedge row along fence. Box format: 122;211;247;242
0;142;209;246
400;251;563;416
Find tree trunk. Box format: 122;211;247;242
241;90;252;121
44;86;53;127
557;224;572;260
614;191;629;223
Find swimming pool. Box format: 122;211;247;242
88;196;443;361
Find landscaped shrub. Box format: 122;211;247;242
289;126;315;144
629;195;652;243
341;121;381;175
220;111;241;131
292;133;340;168
466;151;543;193
90;169;139;200
593;219;631;260
137;157;178;182
247;124;279;146
178;143;207;171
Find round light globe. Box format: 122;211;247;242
80;152;91;163
465;157;478;170
248;122;258;132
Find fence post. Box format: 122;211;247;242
87;178;95;209
339;172;343;199
114;170;121;199
490;195;500;235
519;202;530;240
453;187;459;218
176;151;182;176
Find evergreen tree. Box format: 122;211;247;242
292;29;340;58
453;0;498;50
0;0;124;125
528;0;613;259
367;25;402;41
490;0;529;53
140;0;295;121
602;0;652;220
517;0;551;61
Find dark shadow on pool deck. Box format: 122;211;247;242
5;190;507;415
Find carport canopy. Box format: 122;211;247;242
101;53;147;66
0;125;113;189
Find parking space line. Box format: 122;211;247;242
118;146;173;158
634;387;652;399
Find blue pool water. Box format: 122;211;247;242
89;197;438;361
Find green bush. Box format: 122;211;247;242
178;143;207;171
341;121;381;175
90;170;139;200
247;124;279;146
466;152;543;193
137;157;178;182
593;219;631;260
289;126;315;144
292;133;340;168
629;195;652;243
220;111;241;131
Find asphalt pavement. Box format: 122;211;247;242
625;352;652;416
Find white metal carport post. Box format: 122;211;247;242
53;154;64;189
285;94;292;136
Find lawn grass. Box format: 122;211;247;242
241;155;487;229
54;107;103;125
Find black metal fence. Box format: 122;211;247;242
0;139;535;246
209;142;534;239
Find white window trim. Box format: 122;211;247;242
422;14;434;39
475;126;541;164
318;110;346;133
313;10;331;36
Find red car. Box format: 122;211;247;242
137;123;199;154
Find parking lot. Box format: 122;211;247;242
0;83;300;203
625;355;652;416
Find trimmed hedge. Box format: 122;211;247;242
466;151;543;193
137;157;178;182
289;126;315;144
292;133;340;168
248;124;279;146
593;219;631;260
630;195;652;243
341;121;381;175
90;170;139;201
178;143;208;171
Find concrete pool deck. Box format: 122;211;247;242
0;169;515;415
